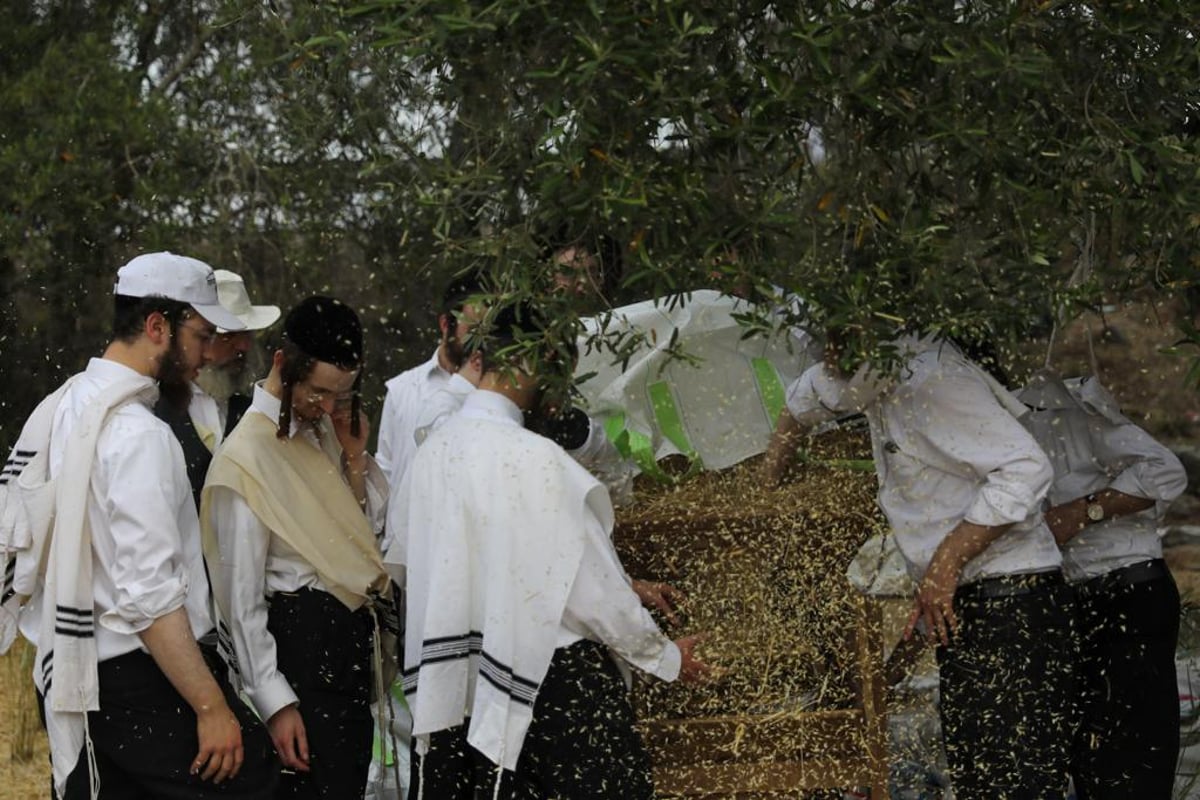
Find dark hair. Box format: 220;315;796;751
275;340;318;439
951;334;1013;387
440;267;490;321
478;300;577;378
112;294;191;342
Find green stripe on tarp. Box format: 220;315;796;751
602;411;674;483
372;731;395;765
370;681;410;765
648;381;694;457
647;381;703;479
751;357;787;426
604;412;631;457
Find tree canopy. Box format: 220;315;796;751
2;0;1198;450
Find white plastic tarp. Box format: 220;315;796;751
575;290;819;473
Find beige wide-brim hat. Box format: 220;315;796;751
214;269;282;332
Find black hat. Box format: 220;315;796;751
283;296;362;368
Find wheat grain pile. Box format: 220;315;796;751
615;427;886;721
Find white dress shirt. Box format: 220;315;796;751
205;382;388;721
785;338;1060;584
375;349;452;485
19;358;212;660
411;374;476;449
1021;375;1188;581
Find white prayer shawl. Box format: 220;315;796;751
389;396;612;771
0;373;156;799
0;378;79;652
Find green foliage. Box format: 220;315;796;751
0;2;442;450
345;0;1200;372
2;0;1197;449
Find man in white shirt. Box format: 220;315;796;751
375;270;487;485
764;334;1074;799
202;295;392;799
387;301;708;799
1020;373;1188;799
16;252;277;798
155;268;280;507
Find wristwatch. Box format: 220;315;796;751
1085;492;1105;523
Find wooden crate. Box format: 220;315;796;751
615;450;889;798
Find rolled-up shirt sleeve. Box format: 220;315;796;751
560;512;681;682
909;367;1052;528
208;485;299;721
1090;418;1188;515
785;361;888;422
96;428;191;634
785;364;838;421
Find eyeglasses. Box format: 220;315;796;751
178;321;217;346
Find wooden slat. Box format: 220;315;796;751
637;597;893;796
641;709;870;765
655;756;879;795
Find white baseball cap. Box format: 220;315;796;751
115;252;246;331
214;269;281;332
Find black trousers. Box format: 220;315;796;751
1071;565;1180;800
45;645;278;800
937;574;1077;800
268;588;374;799
411;640;655;800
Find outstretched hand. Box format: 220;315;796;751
675;633;714;684
633;579;686;626
902;551;962;646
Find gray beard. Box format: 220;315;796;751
195;348;265;403
194;365;239;403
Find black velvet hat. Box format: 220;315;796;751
283;295;362;368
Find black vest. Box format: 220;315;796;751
154;395;212;511
225;392;252;438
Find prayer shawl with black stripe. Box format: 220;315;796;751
0;378;78;651
388;403;611;771
0;373;156;799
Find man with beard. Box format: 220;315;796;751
155;269;280;508
201;296;392;799
6;252;278;799
375;270;487;487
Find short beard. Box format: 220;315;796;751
156;335;192;411
443;336;465;369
